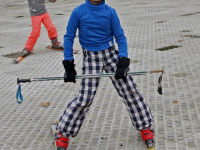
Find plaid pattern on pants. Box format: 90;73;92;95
57;46;154;137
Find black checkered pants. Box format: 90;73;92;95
57;46;154;137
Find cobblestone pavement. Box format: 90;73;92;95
1;0;200;150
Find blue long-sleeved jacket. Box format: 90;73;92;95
63;0;128;60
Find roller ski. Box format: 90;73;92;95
52;123;69;150
46;45;79;54
140;127;155;150
47;37;79;54
13;49;31;63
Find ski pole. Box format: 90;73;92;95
17;72;145;83
17;70;163;83
16;69;164;103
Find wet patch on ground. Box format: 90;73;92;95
180;30;193;32
130;59;138;64
155;45;182;51
134;3;147;5
156;21;166;23
2;51;22;58
15;16;24;18
6;5;16;8
181;35;200;38
55;13;64;15
172;73;190;78
181;12;200;16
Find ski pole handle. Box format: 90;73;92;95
17;78;31;84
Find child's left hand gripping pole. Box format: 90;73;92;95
16;78;31;104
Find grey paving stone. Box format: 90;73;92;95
1;0;200;150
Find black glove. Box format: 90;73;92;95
62;60;77;83
115;57;130;79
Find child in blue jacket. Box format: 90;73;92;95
54;0;155;149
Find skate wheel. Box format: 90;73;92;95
57;147;67;150
145;139;154;149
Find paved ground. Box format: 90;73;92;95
1;0;200;150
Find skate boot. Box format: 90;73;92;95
21;48;31;57
13;48;32;63
53;132;69;150
51;38;63;49
140;127;155;149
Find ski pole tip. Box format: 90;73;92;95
157;86;163;95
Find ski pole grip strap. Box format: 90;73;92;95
16;83;23;104
17;78;31;84
150;69;163;74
